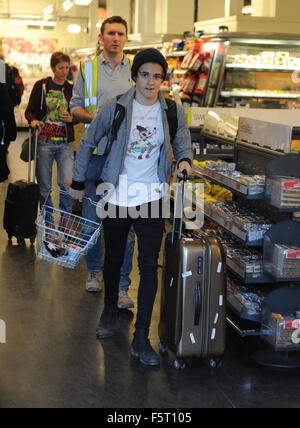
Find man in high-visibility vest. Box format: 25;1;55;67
70;16;135;310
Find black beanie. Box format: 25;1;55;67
131;48;168;82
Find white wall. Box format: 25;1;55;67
133;0;156;34
106;0;131;24
163;0;194;34
195;0;300;35
198;0;226;21
275;0;300;20
252;0;276;17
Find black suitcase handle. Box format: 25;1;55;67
171;169;188;244
194;282;201;326
28;127;39;183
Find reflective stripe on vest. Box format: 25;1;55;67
81;57;98;118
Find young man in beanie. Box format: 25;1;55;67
69;48;193;366
70;16;135;309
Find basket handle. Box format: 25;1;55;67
48;187;99;207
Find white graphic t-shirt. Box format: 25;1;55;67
109;99;164;207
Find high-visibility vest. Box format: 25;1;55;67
80;56;98;125
81;55;133;121
80;56;133;154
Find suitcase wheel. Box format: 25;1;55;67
17;238;25;247
210;357;222;369
174;359;186;370
159;342;168;354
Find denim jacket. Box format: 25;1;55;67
71;87;193;190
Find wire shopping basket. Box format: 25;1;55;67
36;189;101;269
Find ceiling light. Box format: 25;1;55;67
63;0;74;11
68;24;81;33
75;0;92;5
242;6;253;15
43;5;54;21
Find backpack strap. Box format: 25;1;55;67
104;95;125;156
111;95;126;141
165;98;178;143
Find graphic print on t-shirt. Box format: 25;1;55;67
39;90;68;142
109;100;164;207
128;125;159;160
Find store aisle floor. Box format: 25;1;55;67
0;132;300;409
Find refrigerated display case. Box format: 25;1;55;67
196;33;300;109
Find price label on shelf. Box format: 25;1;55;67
283;179;300;189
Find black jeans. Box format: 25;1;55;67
102;200;165;335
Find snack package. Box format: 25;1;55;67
194;73;208;94
266;176;300;209
181;51;195;69
189;53;203;71
261;308;300;350
263;239;300;280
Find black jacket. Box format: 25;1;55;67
0;85;17;144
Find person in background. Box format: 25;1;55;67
0;57;17;182
69;49;193;366
70;16;135;309
25;52;74;219
0;53;24;108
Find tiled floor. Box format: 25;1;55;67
0;132;300;408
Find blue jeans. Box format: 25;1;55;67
36;139;73;221
83;156;135;290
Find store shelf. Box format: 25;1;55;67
193;165;265;200
181;190;265;246
204;206;264;246
166;51;187;57
221;91;300;99
226;257;273;284
227;296;262;323
226;63;300;72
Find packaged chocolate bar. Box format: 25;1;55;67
263;237;300;280
261;308;300;350
266;176;300;209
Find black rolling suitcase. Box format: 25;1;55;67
158;173;226;369
3;128;40;245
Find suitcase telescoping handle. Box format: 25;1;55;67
171;169;188;244
28;127;39;183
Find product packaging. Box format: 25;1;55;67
261;307;300;350
266;176;300;209
263;238;300;280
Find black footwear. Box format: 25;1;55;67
131;336;160;366
96;306;118;339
